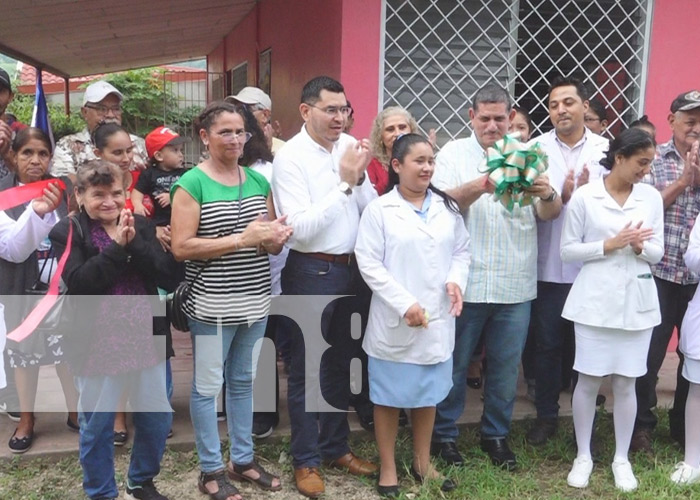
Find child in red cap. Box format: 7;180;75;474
132;126;188;230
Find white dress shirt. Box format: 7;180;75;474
680;214;700;361
249;159;288;296
529;129;609;283
355;187;471;364
271;126;377;253
561;178;664;330
0;205;58;263
432;135;537;304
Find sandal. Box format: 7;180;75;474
228;460;282;491
198;470;242;500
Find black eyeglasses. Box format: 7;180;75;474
84;103;122;115
306;104;351;117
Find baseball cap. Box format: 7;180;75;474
0;69;11;91
671;90;700;113
225;86;272;110
145;126;189;158
82;81;123;106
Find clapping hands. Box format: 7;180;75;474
605;221;654;255
339;139;371;187
115;209;136;246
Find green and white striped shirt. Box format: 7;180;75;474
172;166;272;325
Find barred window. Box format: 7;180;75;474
382;0;652;145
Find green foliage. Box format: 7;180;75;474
6;89;84;141
99;68;202;137
7;67;202;141
99;68;172;137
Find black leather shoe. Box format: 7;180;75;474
480;437;517;471
410;466;456;492
430;441;464;466
526;417;558;446
376;483;400;498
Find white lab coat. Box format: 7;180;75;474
681;214;700;361
529;129;609;283
561;178;664;330
355;188;471;364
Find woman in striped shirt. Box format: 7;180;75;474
171;101;292;500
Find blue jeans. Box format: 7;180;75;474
433;301;531;441
189;317;267;472
530;282;574;419
281;251;365;468
75;362;172;500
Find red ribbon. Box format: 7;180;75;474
1;180;72;343
0;179;66;211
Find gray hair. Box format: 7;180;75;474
471;83;512;112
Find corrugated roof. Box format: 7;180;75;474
0;0;255;78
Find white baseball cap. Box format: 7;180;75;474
225;86;272;110
83;81;124;106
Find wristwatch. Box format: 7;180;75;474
338;181;352;196
542;189;558;202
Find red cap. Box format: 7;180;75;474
145;126;188;158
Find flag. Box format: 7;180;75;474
30;67;54;150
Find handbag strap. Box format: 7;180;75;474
7;218;75;343
187;165;245;286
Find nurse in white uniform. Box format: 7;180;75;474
355;134;470;497
673;211;700;485
560;128;664;492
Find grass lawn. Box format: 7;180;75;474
0;408;696;499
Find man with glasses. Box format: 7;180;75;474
225;86;286;155
51;81;147;176
272;75;377;498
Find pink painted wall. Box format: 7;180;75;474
644;0;700;142
339;0;383;138
208;0;345;140
206;0;384;140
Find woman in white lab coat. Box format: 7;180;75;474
560;128;663;492
355;134;470;497
673;213;700;485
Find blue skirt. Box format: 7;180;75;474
368;355;453;408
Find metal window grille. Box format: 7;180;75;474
163;70;223;166
382;0;653;145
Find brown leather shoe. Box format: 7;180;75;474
630;427;653;454
325;451;378;476
294;467;325;498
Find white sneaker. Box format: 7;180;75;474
612;459;638;492
567;456;594;488
670;462;700;485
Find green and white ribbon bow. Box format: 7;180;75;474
482;133;548;212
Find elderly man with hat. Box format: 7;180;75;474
51;80;148;176
631;90;700;453
226;86;286;155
